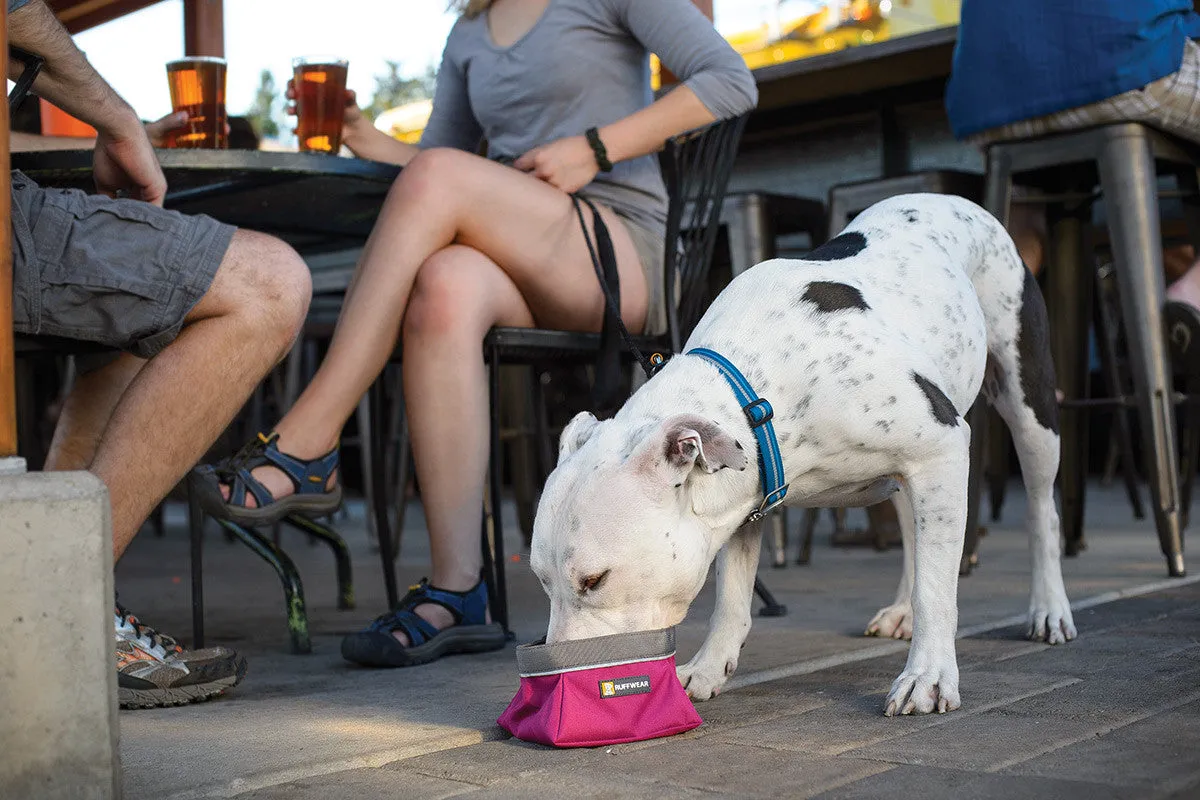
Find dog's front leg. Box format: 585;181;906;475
678;520;760;700
866;489;915;639
885;431;969;716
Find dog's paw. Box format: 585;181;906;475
884;665;960;716
677;655;735;701
865;602;913;640
1027;592;1077;645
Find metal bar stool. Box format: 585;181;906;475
984;122;1200;578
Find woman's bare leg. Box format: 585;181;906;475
228;147;648;504
391;246;538;642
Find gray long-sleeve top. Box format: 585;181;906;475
419;0;759;235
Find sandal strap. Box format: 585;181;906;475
375;610;441;647
368;578;489;636
217;433;339;511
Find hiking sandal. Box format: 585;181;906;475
190;432;342;526
341;578;506;668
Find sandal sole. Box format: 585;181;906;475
341;623;507;668
191;469;343;527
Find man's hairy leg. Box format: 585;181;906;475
44;354;145;473
87;230;311;561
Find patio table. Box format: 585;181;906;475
10;148;400;255
745;25;959;177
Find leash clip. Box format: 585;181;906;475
746;485;789;525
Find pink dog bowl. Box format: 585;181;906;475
498;628;701;748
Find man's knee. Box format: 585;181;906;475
210;230;312;343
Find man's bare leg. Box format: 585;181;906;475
44;354;145;472
46;230;311;561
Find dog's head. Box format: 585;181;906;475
530;410;750;643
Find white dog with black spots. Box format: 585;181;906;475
530;193;1075;716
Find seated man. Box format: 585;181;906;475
945;0;1200;305
8;0;312;707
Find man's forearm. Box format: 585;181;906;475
8;1;141;138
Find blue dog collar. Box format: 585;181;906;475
687;348;788;523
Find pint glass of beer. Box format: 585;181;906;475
165;56;228;149
293;57;349;154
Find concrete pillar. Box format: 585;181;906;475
0;472;120;800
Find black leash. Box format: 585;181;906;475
571;194;665;413
490;153;665;413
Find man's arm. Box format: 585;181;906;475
8;0;166;204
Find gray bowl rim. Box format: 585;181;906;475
514;628;676;676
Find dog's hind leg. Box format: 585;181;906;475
677;520;761;700
987;269;1076;644
865;488;914;640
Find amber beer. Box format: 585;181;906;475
165;57;228;149
293;57;349;153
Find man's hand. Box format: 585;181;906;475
514;135;600;194
93;119;167;206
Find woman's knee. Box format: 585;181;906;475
404;247;494;342
388;147;471;207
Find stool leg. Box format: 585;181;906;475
284;514;355;610
188;482;205;650
1099;130;1185;576
1046;208;1091;555
486;346;510;634
390;371;410;563
216;518;311;654
986;409;1009;520
368;379;400;608
1094;263;1145;519
962;397;987;575
726;194;775;278
769;511;787;567
356;394;378;549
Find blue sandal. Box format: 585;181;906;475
190;432;342;526
341;578;506;667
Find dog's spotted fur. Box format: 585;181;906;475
532;194;1075;717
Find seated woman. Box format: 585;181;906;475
193;0;757;667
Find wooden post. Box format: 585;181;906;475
184;0;224;57
0;0;16;459
661;0;715;86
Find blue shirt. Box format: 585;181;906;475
946;0;1200;139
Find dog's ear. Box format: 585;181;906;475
558;411;601;463
647;413;748;479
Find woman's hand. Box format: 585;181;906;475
285;80;372;147
514;135;599;194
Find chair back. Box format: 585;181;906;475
8;47;44;115
659;113;748;353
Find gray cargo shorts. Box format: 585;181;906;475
10;170;236;359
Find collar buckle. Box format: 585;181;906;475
743;398;774;429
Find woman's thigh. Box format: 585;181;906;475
402;148;650;334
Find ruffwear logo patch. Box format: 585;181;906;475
599;676;652;698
